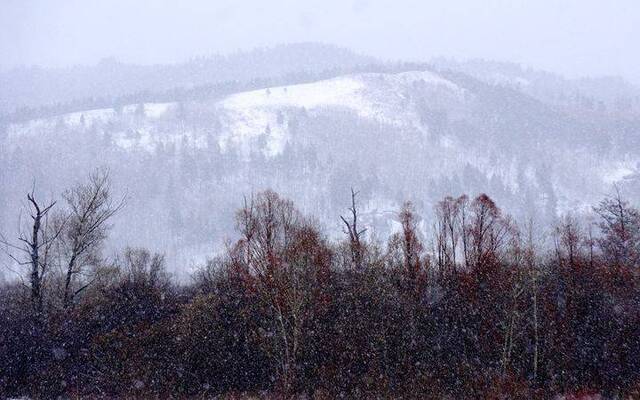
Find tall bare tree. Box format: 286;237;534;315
1;191;60;315
594;188;640;269
233;190;330;393
340;188;367;270
57;169;124;309
434;195;468;274
394;201;426;292
463;194;513;273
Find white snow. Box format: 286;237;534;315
382;69;463;91
64;108;116;126
222;77;370;115
6;102;174;141
216;69;464;157
602;162;637;184
5;70;463;159
217;76;371;157
142;103;173;118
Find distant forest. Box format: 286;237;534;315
0;61;462;125
2;171;640;398
0;43;377;123
3;42;640;125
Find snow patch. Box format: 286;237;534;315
143;103;173;118
602;161;638;184
64;108;116;126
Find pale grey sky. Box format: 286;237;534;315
1;0;639;83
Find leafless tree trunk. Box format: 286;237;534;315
594;186;640;268
501;253;524;375
1;191;60;315
434;195;468;275
522;220;541;381
340;188;367;270
59;169;124;309
234;190;325;394
531;266;539;381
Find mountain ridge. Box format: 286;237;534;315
2;59;640;276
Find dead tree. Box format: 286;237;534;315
340;188;367;270
1;191;60;315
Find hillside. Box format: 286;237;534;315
2;66;640;276
0;43;377;118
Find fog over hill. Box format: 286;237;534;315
431;58;640;116
0;43;376;118
2;43;640;277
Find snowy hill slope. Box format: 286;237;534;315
216;70;465;157
2;67;640;275
0;43;377;117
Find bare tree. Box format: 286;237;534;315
594;187;640;269
57;169;124;309
233;190;330;393
523;221;541;382
0;191;61;315
464;194;513;273
340;188;367;270
434;195;468;274
554;214;583;269
500;224;526;375
117;247;169;290
397;202;425;290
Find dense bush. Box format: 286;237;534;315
1;190;639;399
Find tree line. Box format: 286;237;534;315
1;173;640;399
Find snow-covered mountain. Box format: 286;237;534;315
2;65;639;276
216;70;465;157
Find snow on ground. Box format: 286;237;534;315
141;103;173;118
5;69;463;158
383;69;463;92
6;102;174;141
222;76;370;115
216;69;464;157
217;76;370;157
60;102;175;127
602;160;638;184
63;107;116;126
